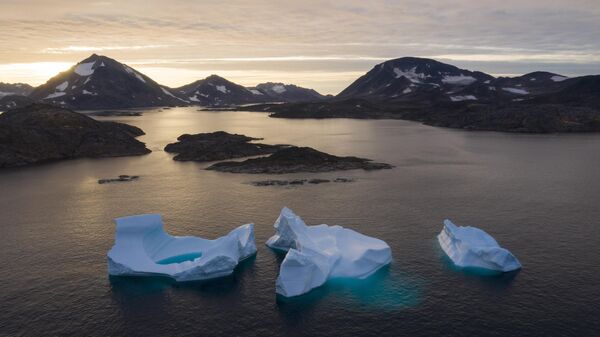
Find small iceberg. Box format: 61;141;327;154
107;214;256;281
267;207;392;297
438;219;521;272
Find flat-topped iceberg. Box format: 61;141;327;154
267;207;392;297
438;219;521;272
107;214;256;281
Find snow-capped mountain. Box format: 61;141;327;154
0;82;34;98
337;57;494;101
174;76;327;106
29;54;185;109
173;75;261;106
252;82;327;102
455;71;574;103
334;57;589;105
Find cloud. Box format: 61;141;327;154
0;0;599;93
42;45;169;54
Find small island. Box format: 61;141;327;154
206;146;393;173
164;131;286;162
0;104;150;168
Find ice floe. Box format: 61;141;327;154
438;219;521;272
107;214;257;281
267;207;392;297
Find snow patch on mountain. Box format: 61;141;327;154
393;67;426;83
161;87;177;98
123;66;146;83
271;84;286;93
502;87;529;95
551;75;568;82
44;92;67;99
450;95;477;102
403;87;412;94
442;75;477;85
249;89;263;95
56;81;69;91
216;85;229;94
74;62;95;76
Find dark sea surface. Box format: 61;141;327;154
1;107;599;336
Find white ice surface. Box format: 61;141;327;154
107;214;257;281
266;207;392;297
437;219;521;272
249;89;263;95
74;62;95;76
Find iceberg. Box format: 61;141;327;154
107;214;256;281
438;219;521;272
267;207;392;297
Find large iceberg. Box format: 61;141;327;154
267;207;392;297
438;219;521;272
107;214;256;281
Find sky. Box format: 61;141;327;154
0;0;599;94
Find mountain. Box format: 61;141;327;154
0;104;150;168
174;76;327;106
173;75;261;106
237;57;600;133
252;82;327;102
337;57;494;102
0;82;34;97
0;95;35;111
28;54;186;110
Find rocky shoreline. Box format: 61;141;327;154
250;177;354;186
164;131;287;162
207;146;393;174
0;104;150;168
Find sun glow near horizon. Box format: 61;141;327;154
0;62;73;86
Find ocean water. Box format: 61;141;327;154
1;107;599;336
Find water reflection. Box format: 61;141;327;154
276;264;422;317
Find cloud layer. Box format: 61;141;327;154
1;0;599;93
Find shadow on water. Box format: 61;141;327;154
275;264;422;321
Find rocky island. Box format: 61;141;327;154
164;131;287;162
207;146;392;173
0;104;150;168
